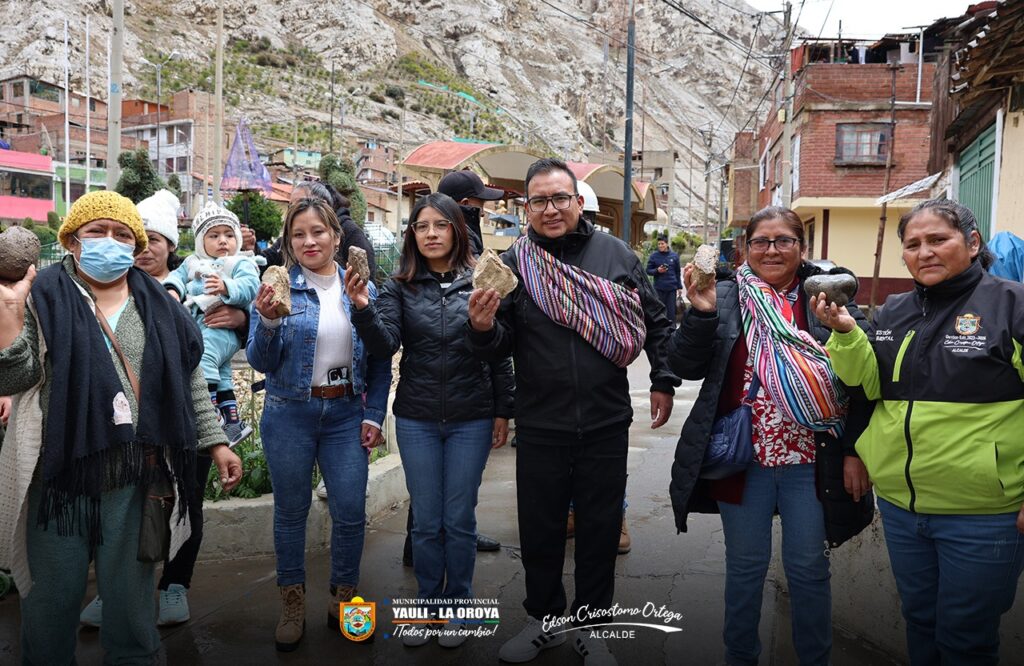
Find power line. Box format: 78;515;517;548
658;0;776;68
714;13;763;136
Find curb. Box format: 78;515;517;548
197;452;407;562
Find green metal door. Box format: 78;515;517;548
957;123;996;240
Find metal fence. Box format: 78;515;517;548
37;242;67;268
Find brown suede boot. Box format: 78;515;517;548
566;510;575;539
328;584;357;631
275;584;305;652
618;513;631;555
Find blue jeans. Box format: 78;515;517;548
395;417;493;603
878;498;1024;666
261;394;368;587
718;462;831;666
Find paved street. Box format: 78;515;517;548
0;358;900;665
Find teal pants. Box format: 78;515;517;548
21;483;160;665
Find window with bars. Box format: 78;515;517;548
835;123;890;164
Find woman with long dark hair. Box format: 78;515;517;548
344;192;514;649
247;197;391;652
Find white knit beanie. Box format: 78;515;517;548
191;201;241;260
136;189;181;247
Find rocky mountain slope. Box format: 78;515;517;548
0;0;784;223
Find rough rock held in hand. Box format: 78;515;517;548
689;244;719;292
0;226;42;282
347;246;370;285
261;265;291;316
472;248;518;298
804;273;859;307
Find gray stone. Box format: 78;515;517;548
260;265;291;316
804;273;858;307
0;226;41;282
473;248;518;298
347;246;370;284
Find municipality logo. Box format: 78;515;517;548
340;596;376;642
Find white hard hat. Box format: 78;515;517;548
577;181;599;213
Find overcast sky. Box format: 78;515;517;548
744;0;973;39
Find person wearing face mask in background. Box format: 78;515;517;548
164;203;261;447
0;190;242;665
437;169;505;257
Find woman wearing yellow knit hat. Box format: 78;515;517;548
0;190;243;664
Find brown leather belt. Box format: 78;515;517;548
310;383;354;399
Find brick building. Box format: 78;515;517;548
736;36;941;301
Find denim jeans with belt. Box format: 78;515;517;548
717;461;831;666
261;393;368;588
878;497;1024;666
395;417;493;603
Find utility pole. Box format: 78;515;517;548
204;90;211;205
293;119;299;182
213;3;223;204
622;0;636;246
395;103;406;233
156;62;162;178
85;16;91;193
719;169;727;239
63;19;71;211
702;125;714;242
328;60;335;154
687;130;694;230
106;0;124;190
780;1;795;208
601;37;610;151
869;64;901;318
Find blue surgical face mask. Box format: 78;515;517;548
75;236;137;283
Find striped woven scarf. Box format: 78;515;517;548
736;263;847;433
515;236;646;368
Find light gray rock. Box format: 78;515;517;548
347;246;370;285
260;265;291;316
473;248;518;298
690;244;718;292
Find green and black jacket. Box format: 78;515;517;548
827;260;1024;514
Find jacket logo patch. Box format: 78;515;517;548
955;314;981;336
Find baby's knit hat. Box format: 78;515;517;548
137;189;181;247
192;202;241;260
59;190;147;253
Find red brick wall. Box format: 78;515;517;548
754;62;933;207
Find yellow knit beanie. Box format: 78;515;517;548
59;190;148;254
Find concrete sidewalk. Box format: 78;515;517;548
0;361;901;665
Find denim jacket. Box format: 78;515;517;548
246;264;391;425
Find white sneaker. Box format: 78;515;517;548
158;584;191;626
315;479;328;500
574;629;618;665
498;616;566;663
79;595;102;627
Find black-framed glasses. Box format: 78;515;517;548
526;193;576;213
747;236;800;252
410;220;452;235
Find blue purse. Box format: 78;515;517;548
701;374;761;480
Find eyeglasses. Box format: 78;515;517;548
747;236;800;252
410;220;452;235
526;193;576;213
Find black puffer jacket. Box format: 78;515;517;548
350;268;514;422
668;262;875;549
466;219;680;435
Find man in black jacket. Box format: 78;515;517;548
466;158;679;665
437;169;504;256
